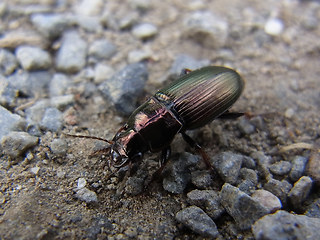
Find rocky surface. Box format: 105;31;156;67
0;0;319;239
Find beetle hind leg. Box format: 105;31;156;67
181;132;214;171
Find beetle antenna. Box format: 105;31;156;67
63;132;114;145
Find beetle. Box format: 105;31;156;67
66;66;244;177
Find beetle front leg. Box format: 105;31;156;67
181;132;214;171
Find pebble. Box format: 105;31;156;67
250;151;272;180
0;105;23;140
0;30;46;49
264;18;284;36
162;153;199;194
175;206;219;238
131;23;158;40
187;189;224;219
55;31;87;73
49;139;67;157
49;73;72;97
128;49;152;63
211;151;244;184
252;210;320;240
30;166;40;175
305;198;320;218
183;10;228;48
75;0;104;16
0;48;18;75
264;179;292;206
75;187;98;203
94;63;114;84
251;189;282;213
25;99;50;123
7;71;52;98
289;156;308;182
220;183;269;230
40;107;63;132
50;95;75;111
169;54;210;77
190;170;213;189
31;13;73;39
88;39;117;60
1;131;39;158
288;176;313;207
77;178;87;189
269;160;292;176
98;62;148;115
16;45;52;71
306;148;320;184
238;117;255;135
76;16;102;33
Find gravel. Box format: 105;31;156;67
0;0;319;239
252;210;320;240
15;45;52;71
220;183;269;230
55;31;87;73
176;206;219;238
98;62;149;115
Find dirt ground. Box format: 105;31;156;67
0;0;320;239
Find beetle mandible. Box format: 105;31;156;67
66;66;244;176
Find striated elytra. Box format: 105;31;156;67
67;66;245;178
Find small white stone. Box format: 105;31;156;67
264;18;284;36
251;189;282;212
30;166;40;175
77;177;87;189
132;23;158;39
284;108;295;118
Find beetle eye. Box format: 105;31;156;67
111;147;128;167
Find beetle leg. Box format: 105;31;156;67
218;111;244;119
181;132;214;171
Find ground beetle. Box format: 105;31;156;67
66;66;244;177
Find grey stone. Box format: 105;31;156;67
288;176;313;207
169;54;210;77
94;63;114;84
16;45;52;71
128;49;152;63
1;131;38;158
55;31;87;73
0;75;16;108
250;151;272;180
40;107;63;132
305;198;320;218
162;153;199;194
238;117;255;135
0;106;23;140
125;176;145;196
25;99;50;123
269;160;292;176
252;210;320;240
241;156;256;169
238;179;256;195
211;151;243;184
251;189;282;213
75;187;98;203
49;73;72;97
132;23;158;40
88;39;117;60
183;10;228;48
50;95;75;111
98;62;148;115
31;13;73;39
306;149;320;184
191;170;213;189
220;183;269;230
49;139;67;157
176;206;219;238
187;189;224;219
76;16;102;33
264;179;292;206
0;48;18;75
238;168;258;194
75;0;104;16
7;71;52;98
289;156;308;182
